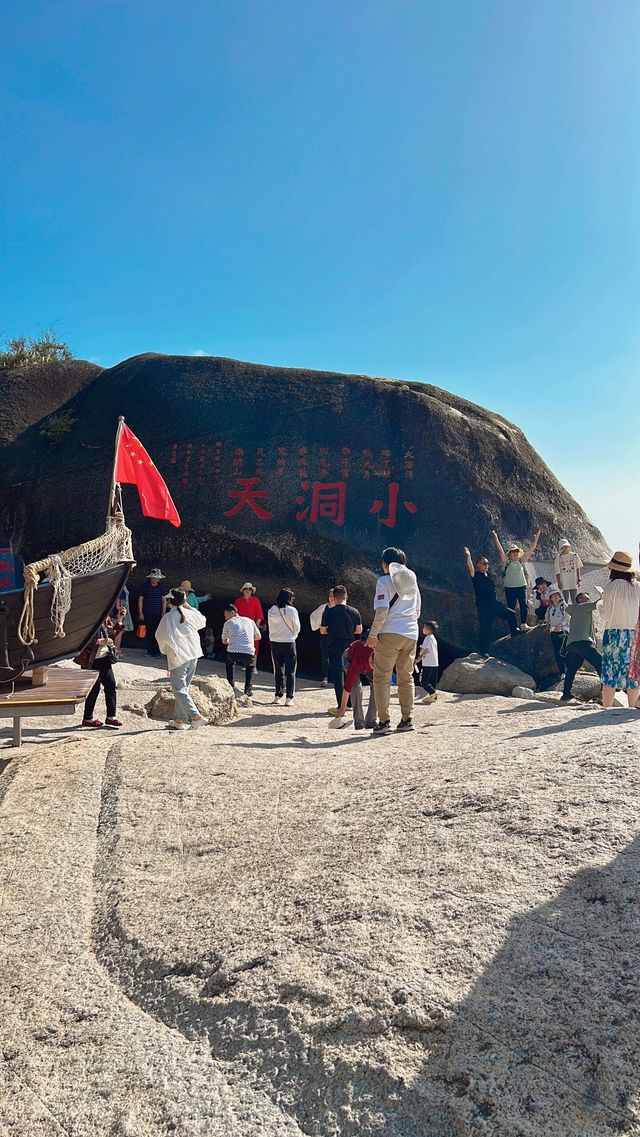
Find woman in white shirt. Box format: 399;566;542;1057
267;588;301;706
600;552;640;709
155;588;207;730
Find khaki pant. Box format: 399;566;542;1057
373;633;416;723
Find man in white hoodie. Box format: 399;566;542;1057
367;546;421;735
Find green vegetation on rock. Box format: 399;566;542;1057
0;329;72;370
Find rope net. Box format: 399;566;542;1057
18;519;133;646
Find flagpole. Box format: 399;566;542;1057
107;416;125;526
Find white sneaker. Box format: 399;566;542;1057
190;716;206;729
272;695;284;704
166;720;189;731
285;697;294;706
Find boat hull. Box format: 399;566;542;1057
1;562;134;670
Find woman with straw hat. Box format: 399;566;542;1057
491;528;540;628
600;551;640;709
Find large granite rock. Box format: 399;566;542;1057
145;674;238;724
0;353;610;654
491;624;561;686
440;653;536;695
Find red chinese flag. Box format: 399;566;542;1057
115;424;181;528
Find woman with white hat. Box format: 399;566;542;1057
234;582;265;664
554;539;584;604
600;552;640;709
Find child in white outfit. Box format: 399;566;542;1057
545;588;570;675
417;620;439;703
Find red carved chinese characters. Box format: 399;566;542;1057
369;482;418;528
296;481;346;526
224;477;274;519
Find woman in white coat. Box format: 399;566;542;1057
155;587;207;730
267;588;301;705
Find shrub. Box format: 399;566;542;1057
40;412;78;444
0;329;72;370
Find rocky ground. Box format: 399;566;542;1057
1;650;639;1136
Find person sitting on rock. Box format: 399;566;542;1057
560;590;603;702
533;577;553;623
491;529;540;628
554;539;584;605
464;546;520;656
544;587;570;675
221;603;261;701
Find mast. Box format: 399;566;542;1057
107;416;125;525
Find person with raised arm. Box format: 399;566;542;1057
490;528;541;628
464;545;521;656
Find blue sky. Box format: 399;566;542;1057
1;0;638;554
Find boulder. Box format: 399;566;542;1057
0;352;610;658
569;672;602;702
491;625;560;687
439;653;536;696
145;675;238;725
512;685;536;699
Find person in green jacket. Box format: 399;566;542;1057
491;528;540;629
179;579;211;610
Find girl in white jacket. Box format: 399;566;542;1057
155;588;207;731
545;588;570;675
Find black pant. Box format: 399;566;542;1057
550;630;566;674
84;657;117;720
225;652;255;694
477;603;518;653
420;665;438;695
144;613;162;656
320;635;330;681
328;639;351;707
272;641;297;698
505;586;528;625
563;640;602;697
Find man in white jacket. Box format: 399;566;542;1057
367;546;421;736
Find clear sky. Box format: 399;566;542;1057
2;0;638;555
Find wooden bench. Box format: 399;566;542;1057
0;667;99;747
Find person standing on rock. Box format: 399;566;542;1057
464;547;520;655
320;585;363;712
234;583;265;665
544;588;570;675
267;588;301;706
560;591;603;702
154;588;207;731
367;548;421;736
310;589;335;686
221;603;261;701
600;552;640;710
137;568;167;657
491;529;540;628
554;539;583;605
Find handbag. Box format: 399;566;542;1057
136;623;146;638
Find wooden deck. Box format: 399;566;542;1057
0;667;98;747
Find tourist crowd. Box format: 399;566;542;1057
79;536;640;729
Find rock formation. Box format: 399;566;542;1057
0;352;610;653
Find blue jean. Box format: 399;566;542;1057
169;658;199;721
